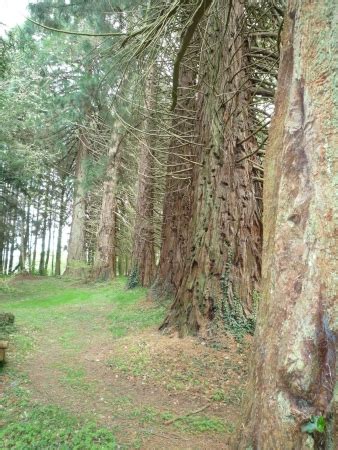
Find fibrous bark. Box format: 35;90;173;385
154;38;198;297
64;134;87;277
238;1;337;448
161;0;262;336
130;66;158;287
92;128;122;281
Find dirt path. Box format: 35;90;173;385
2;279;249;449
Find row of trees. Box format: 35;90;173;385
0;0;335;447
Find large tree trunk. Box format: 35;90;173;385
161;0;262;336
64;136;87;277
130;66;157;287
91;128;121;281
153;37;198;298
238;1;337;448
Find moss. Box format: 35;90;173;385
127;266;140;289
217;247;257;340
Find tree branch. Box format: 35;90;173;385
170;0;214;111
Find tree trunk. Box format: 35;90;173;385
55;183;66;276
8;204;17;274
161;0;262;336
130;66;157;287
31;196;41;274
91;128;121;281
44;208;53;273
39;187;49;275
19;198;30;273
153;36;198;298
64;136;87;277
238;1;337;448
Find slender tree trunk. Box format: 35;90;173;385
0;211;5;275
32;196;41;273
39;187;49;275
238;1;337;448
153;37;198;298
3;235;9;275
8;204;17;274
92;128;121;281
55;184;66;276
161;0;262;336
130;66;157;287
19;198;30;273
44;208;53;273
64;135;88;277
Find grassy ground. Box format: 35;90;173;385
0;276;249;449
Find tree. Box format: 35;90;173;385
238;0;337;448
92;125;122;281
153;19;199;298
130;65;157;287
161;0;262;336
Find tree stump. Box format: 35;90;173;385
0;340;9;362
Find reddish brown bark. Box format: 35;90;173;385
153;40;198;298
130;67;157;287
238;1;337;448
161;0;262;336
64;135;87;277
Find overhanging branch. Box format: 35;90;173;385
170;0;213;111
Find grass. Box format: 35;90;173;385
0;275;241;448
160;411;233;434
0;379;117;450
0;276;167;449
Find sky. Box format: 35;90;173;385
0;0;30;36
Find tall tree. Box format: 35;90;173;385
64;132;88;276
130;65;157;287
153;27;199;298
161;0;262;336
92;125;122;281
238;0;337;448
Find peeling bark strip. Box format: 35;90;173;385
161;0;262;336
238;0;337;448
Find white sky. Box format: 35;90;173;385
0;0;30;36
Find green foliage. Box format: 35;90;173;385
127;266;140;289
301;416;326;434
0;403;117;449
172;415;233;434
218;248;258;340
211;389;227;402
108;288;166;337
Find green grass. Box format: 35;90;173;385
107;287;167;337
173;415;233;434
161;411;233;434
0;366;117;450
1;407;117;450
0;277;165;338
0;276;168;449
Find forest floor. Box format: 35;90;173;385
0;276;250;449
